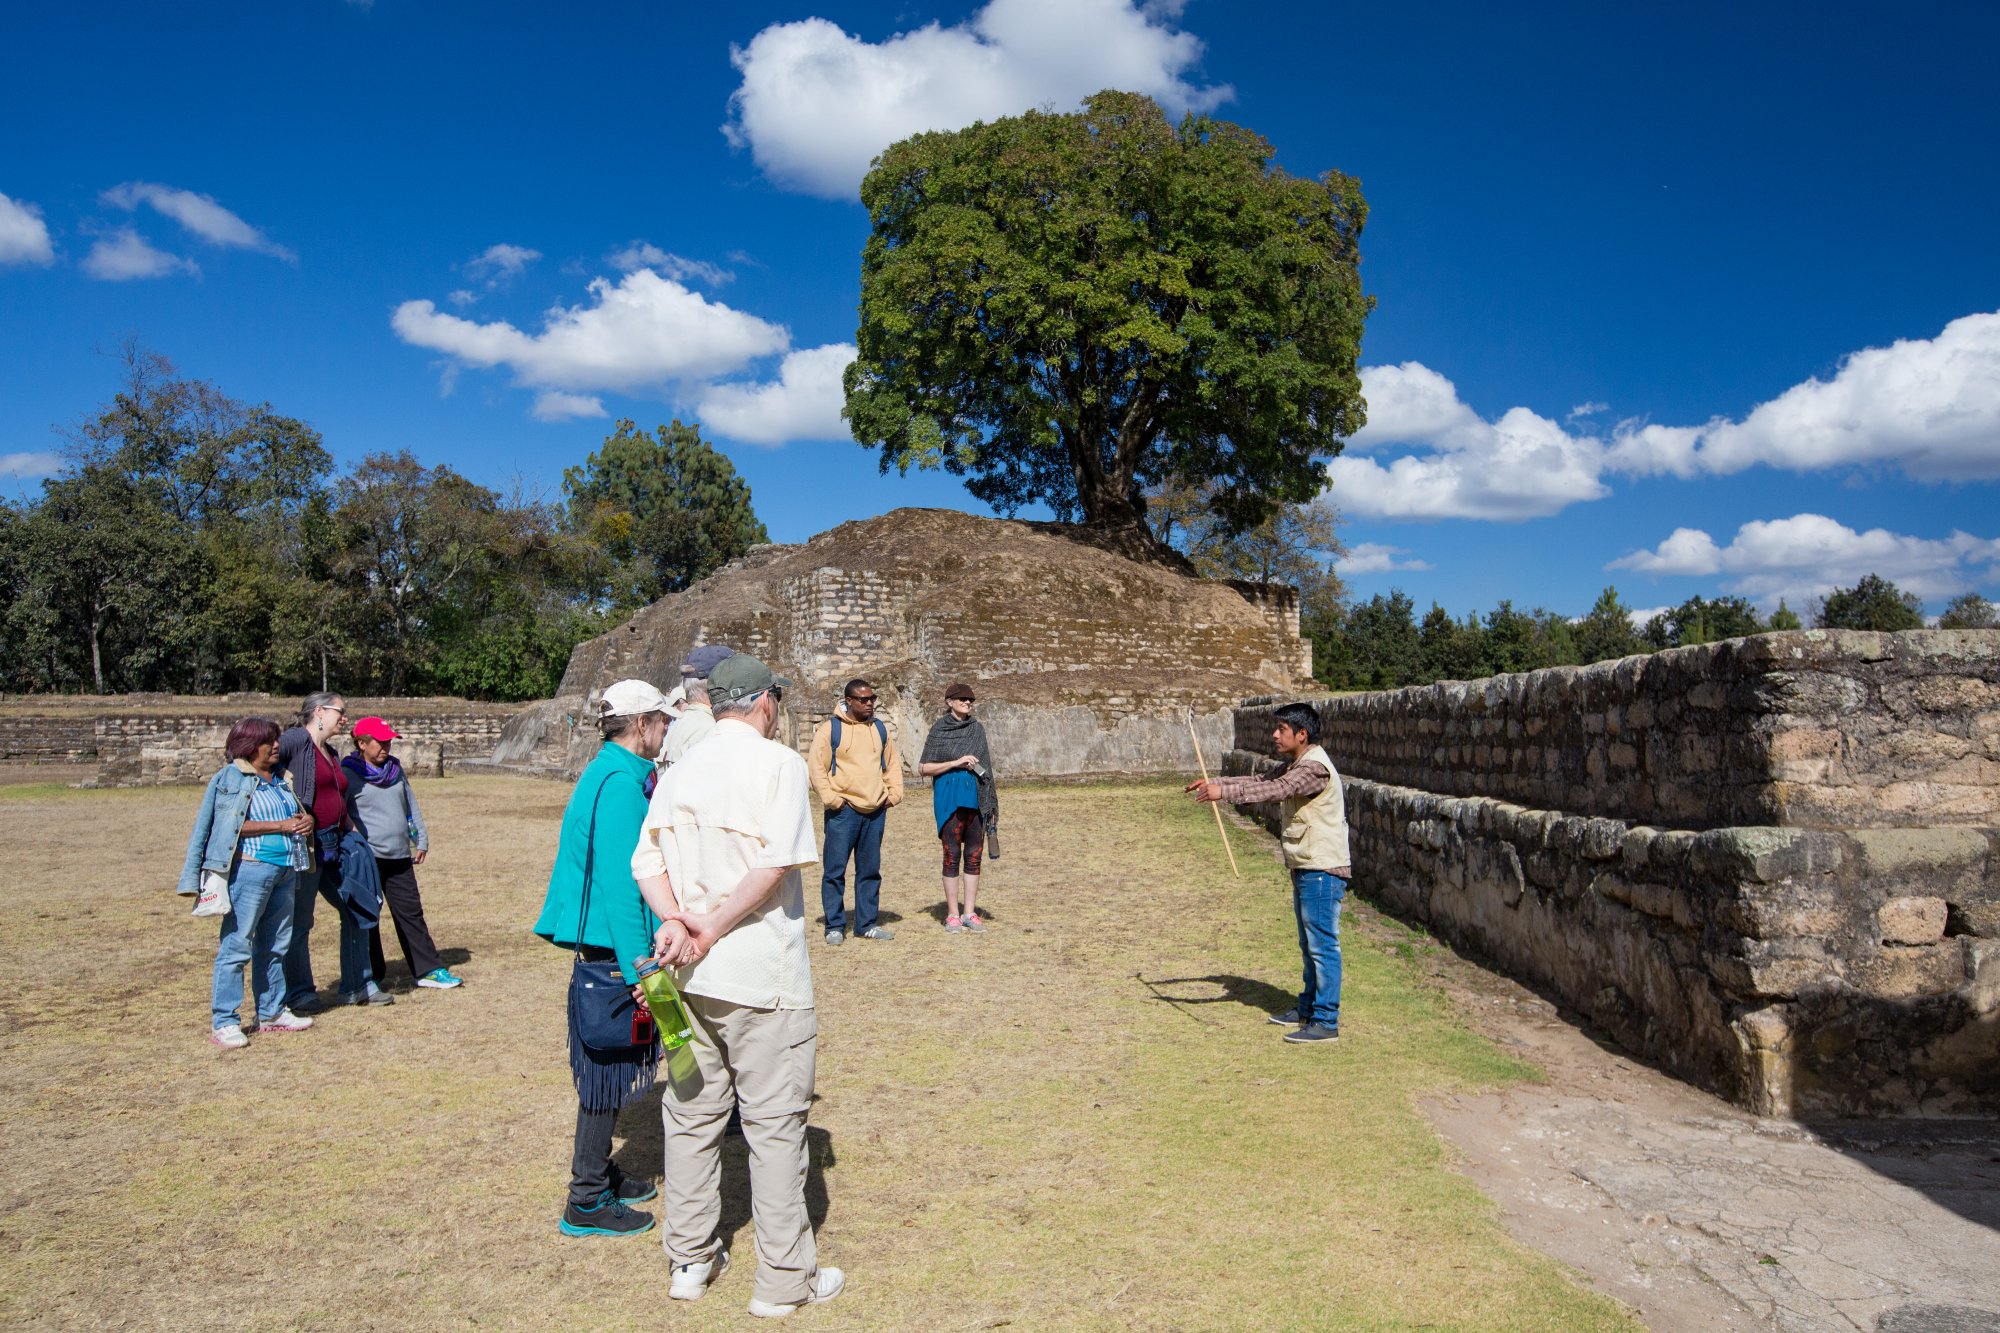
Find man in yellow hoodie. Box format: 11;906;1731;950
807;678;903;945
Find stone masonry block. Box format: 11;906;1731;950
1878;896;1948;945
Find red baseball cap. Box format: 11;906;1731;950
352;717;400;743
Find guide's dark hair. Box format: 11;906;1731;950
225;717;282;761
1272;702;1321;744
843;677;873;699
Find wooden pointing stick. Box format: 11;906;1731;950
1186;708;1241;880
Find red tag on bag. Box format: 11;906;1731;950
631;1007;657;1044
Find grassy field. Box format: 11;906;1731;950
0;775;1636;1331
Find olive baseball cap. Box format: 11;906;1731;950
708;652;791;703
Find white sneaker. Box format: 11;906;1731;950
260;1009;313;1033
669;1250;729;1300
748;1267;844;1318
209;1024;248;1050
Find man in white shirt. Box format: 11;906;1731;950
632;652;844;1318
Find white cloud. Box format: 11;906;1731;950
0;193;55;266
1330;361;1610;520
725;0;1231;198
81;228;198;281
1625;606;1671;630
0;451;63;479
1609;513;2000;606
102;182;294;261
1338;542;1430;575
530;391;607;423
391;269;790;394
464;243;540;288
698;343;856;446
1567;401;1608;423
1606;310;2000;482
446;289;477;308
607;242;731;287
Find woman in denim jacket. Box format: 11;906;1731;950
179;717;316;1050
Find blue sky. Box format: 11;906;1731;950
4;0;1997;622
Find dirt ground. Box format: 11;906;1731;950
0;774;1634;1332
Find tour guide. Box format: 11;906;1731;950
632;651;845;1317
1186;701;1350;1044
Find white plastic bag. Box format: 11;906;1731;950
191;871;231;918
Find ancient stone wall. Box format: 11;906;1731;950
0;696;528;787
1228;629;2000;1117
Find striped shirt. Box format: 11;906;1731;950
244;774;303;867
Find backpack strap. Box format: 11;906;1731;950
829;716;841;777
873;719;888;772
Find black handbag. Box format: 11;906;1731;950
567;779;656;1054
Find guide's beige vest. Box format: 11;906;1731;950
1278;744;1350;871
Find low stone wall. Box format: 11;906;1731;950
1229;628;2000;1117
1247;630;2000;830
0;696;529;787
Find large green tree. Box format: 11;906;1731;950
1935;591;1997;629
563;419;769;607
845;90;1371;535
1817;574;1924;631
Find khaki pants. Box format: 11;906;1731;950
662;994;819;1304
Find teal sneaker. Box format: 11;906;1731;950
560;1192;655;1238
416;968;464;989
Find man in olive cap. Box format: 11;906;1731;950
633;652;845;1317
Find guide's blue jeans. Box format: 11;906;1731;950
821;803;886;934
212;860;295;1029
1291;869;1346;1029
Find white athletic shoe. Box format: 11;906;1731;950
670;1250;729;1301
748;1267;844;1318
259;1008;314;1033
209;1024;248;1050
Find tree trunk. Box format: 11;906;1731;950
88;598;105;695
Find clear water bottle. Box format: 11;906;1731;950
633;957;694;1050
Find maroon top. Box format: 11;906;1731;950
311;745;349;831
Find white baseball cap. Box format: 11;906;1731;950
661;683;689;717
598;679;671;718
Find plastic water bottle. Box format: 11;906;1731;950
633;958;694;1050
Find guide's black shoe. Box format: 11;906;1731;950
1283;1023;1340;1044
559;1192;656;1238
1267;1008;1300;1026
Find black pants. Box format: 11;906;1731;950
368;856;443;984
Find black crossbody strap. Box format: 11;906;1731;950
573;780;610;961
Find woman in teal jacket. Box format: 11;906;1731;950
533;679;673;1239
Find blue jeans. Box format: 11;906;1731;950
1292;870;1346;1029
212;860;296;1029
820;804;886;933
281;865;337;1007
336;897;377;998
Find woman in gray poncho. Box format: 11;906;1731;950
917;682;999;933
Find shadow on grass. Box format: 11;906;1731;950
1138;972;1293;1022
614;1090;835;1242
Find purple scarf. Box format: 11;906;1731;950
341;751;405;789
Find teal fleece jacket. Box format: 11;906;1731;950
532;741;658;985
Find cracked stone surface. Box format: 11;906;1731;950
1392;900;2000;1332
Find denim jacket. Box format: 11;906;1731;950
177;760;310;895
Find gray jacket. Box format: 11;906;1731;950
340;757;429;859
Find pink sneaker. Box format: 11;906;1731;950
944;915;963;933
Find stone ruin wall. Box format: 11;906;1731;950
0;696;530;787
505;513;1310;781
1227;629;2000;1118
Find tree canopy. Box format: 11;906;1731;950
563;419;769;607
845;89;1371;535
1816;574;1925;631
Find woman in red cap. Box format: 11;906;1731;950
342;716;463;991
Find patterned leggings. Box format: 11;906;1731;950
940;808;984;877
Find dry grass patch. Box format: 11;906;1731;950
0;775;1634;1331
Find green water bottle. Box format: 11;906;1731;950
633;958;694;1050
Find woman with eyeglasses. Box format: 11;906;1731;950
277;691;391;1009
917;683;999;933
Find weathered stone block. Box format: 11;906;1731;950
1878;896;1948;945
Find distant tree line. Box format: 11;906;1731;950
0;349;767;700
1312;577;1994;692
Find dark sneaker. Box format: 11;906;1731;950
288;993;326;1016
1267;1008;1300;1026
559;1193;656;1238
1283;1023;1340;1044
607;1163;658;1204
